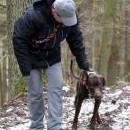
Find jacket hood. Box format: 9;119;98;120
33;0;55;24
33;0;43;5
33;0;54;7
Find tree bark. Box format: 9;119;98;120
97;0;115;79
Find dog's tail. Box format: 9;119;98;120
70;59;79;79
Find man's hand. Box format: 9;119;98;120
84;68;97;75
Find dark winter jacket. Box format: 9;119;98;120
13;0;89;76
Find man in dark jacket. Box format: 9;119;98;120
13;0;90;130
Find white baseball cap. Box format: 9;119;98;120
54;0;77;26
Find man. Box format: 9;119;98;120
13;0;90;130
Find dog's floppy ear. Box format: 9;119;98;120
82;70;89;80
80;70;89;86
100;76;106;86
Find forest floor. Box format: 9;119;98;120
0;83;130;130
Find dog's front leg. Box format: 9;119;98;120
90;98;101;129
72;96;84;130
97;110;101;124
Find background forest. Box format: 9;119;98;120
0;0;130;109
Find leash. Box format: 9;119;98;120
30;3;61;48
30;23;60;49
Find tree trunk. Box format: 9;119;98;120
97;0;115;80
125;0;130;81
1;0;32;108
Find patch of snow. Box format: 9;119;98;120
63;85;71;92
123;85;130;91
0;85;130;130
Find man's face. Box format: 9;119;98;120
51;4;62;23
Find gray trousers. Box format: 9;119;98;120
26;62;63;130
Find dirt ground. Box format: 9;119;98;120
0;83;130;130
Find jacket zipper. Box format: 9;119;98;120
52;22;56;48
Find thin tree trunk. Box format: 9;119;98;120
3;0;32;108
0;62;3;108
97;0;115;79
107;0;123;85
91;0;104;70
125;0;130;81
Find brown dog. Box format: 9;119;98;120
70;61;106;130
